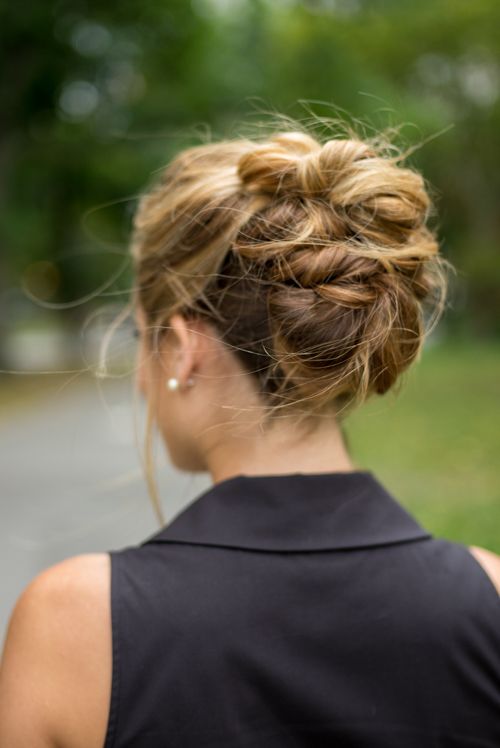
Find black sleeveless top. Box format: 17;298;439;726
103;470;500;748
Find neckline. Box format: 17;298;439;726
141;469;432;553
209;469;373;489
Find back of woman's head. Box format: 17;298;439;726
132;118;452;423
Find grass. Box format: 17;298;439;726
0;370;94;418
345;338;500;553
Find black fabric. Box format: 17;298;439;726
103;470;500;748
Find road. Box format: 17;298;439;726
0;371;212;647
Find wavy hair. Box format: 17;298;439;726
130;116;454;522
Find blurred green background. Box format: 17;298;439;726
0;0;498;551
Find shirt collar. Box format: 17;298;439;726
141;470;432;552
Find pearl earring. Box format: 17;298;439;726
166;377;195;391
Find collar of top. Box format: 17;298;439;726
141;470;433;553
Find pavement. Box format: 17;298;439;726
0;371;212;648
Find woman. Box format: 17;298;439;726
1;122;499;747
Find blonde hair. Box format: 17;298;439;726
130;115;454;523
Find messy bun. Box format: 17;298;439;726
133;121;453;421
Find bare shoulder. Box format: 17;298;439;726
0;553;112;748
468;545;500;595
23;551;110;601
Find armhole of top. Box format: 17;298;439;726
462;544;500;605
103;550;122;748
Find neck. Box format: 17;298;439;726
202;413;357;485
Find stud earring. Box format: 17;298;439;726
166;377;195;391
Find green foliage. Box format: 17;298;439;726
346;338;500;552
1;0;499;336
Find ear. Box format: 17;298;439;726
166;313;200;387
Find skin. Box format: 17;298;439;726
0;305;498;748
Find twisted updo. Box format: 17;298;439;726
133;121;452;423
